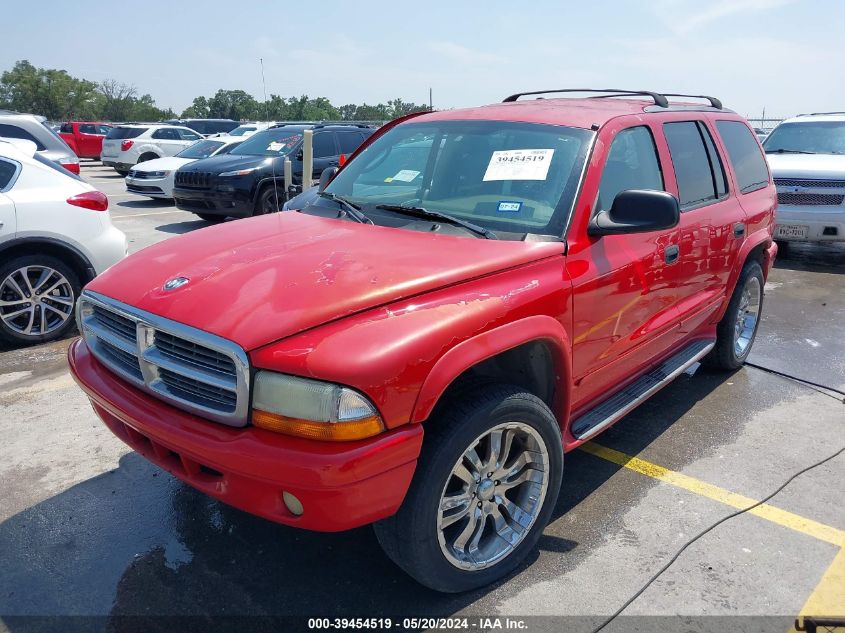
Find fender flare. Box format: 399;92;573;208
714;228;772;321
410;315;573;428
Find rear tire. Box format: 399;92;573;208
706;260;764;370
116;169;129;177
775;240;790;258
374;384;563;592
0;255;81;346
195;213;225;223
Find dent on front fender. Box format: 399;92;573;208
249;258;573;430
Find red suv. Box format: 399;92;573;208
58;121;112;159
69;89;777;592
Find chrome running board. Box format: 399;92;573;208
571;339;716;441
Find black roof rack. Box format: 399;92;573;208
502;89;724;110
503;89;669;107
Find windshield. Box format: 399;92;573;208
230;125;258;136
322;120;592;237
176;139;225;159
763;121;845;155
231;128;302;156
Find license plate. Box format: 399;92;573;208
775;224;808;239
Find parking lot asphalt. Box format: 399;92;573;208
0;162;843;630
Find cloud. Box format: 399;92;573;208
652;0;797;34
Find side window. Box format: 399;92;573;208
715;121;770;193
312;132;337;158
0;124;46;150
337;131;366;155
152;128;178;140
663;121;719;209
80;124;97;134
699;123;728;197
0;158;20;190
97;125;112;135
597;126;664;211
60;123;73;133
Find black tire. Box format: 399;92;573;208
195;213;226;223
254;185;283;216
706;259;765;370
137;153;158;163
116;169;129;177
0;254;81;346
373;384;563;592
775;240;790;259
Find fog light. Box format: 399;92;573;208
283;491;304;516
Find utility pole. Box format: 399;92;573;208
429;87;433;111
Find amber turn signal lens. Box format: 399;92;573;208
252;409;384;441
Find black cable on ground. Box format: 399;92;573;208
592;444;845;633
745;361;845;402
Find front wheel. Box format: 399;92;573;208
254;185;283;216
706;260;764;370
194;213;226;223
374;384;563;592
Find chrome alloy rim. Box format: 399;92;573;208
437;422;550;570
261;190;281;213
734;276;761;357
0;266;74;337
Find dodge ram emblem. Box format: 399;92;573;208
163;276;190;291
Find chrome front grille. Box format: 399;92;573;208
777;192;844;206
78;291;250;426
774;178;845;189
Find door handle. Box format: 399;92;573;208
734;223;746;238
665;244;680;265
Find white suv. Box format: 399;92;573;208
0;139;126;345
764;112;845;245
101;124;203;176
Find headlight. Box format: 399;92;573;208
146;170;171;178
219;167;257;177
251;372;384;441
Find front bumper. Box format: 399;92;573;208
775;206;845;242
68;338;423;531
173;186;254;218
126;176;168;197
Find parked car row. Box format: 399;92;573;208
101;124;204;175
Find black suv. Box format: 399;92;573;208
172;124;374;221
165;118;240;136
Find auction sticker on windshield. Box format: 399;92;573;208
483;149;554;181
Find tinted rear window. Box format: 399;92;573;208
663;121;719;209
0;158;19;189
0;124;46;150
716;121;770;193
106;127;147;140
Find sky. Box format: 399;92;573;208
1;0;842;120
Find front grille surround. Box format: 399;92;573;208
175;171;213;189
777;192;844;206
774;178;845;189
78;291;250;427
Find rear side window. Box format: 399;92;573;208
60;123;72;133
0;158;20;190
106;127;146;140
663;121;723;209
312;132;338;158
0;124;46;150
597;126;664;211
716;121;770;193
337;131;366;154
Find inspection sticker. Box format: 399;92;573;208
391;169;420;182
483;149;554;181
497;201;523;213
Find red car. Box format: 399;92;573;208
59;121;112;159
69;89;777;592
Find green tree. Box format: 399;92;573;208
181;96;210;118
1;60;101;120
99;79;138;121
206;89;260;120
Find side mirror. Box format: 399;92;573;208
318;167;338;192
588;189;680;236
295;149;304;161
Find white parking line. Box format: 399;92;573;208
111;210;185;219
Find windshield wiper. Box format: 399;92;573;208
375;204;498;239
765;149;817;154
317;192;373;224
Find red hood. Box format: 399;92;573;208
87;213;564;350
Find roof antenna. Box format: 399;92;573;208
261;58;281;213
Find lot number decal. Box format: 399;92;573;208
483;149;554;181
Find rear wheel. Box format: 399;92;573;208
706;260;764;370
195;213;225;223
254;185;283;216
374;384;563;592
0;255;80;346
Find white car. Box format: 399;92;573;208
764;112;845;244
101;124;204;176
0;138;127;345
125;135;244;199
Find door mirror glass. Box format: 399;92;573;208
318;167;338;192
588;189;680;236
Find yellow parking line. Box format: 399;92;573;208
580;443;845;546
791;547;845;628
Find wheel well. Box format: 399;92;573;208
746;241;766;267
138;152;159;162
432;341;557;419
0;240;94;285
